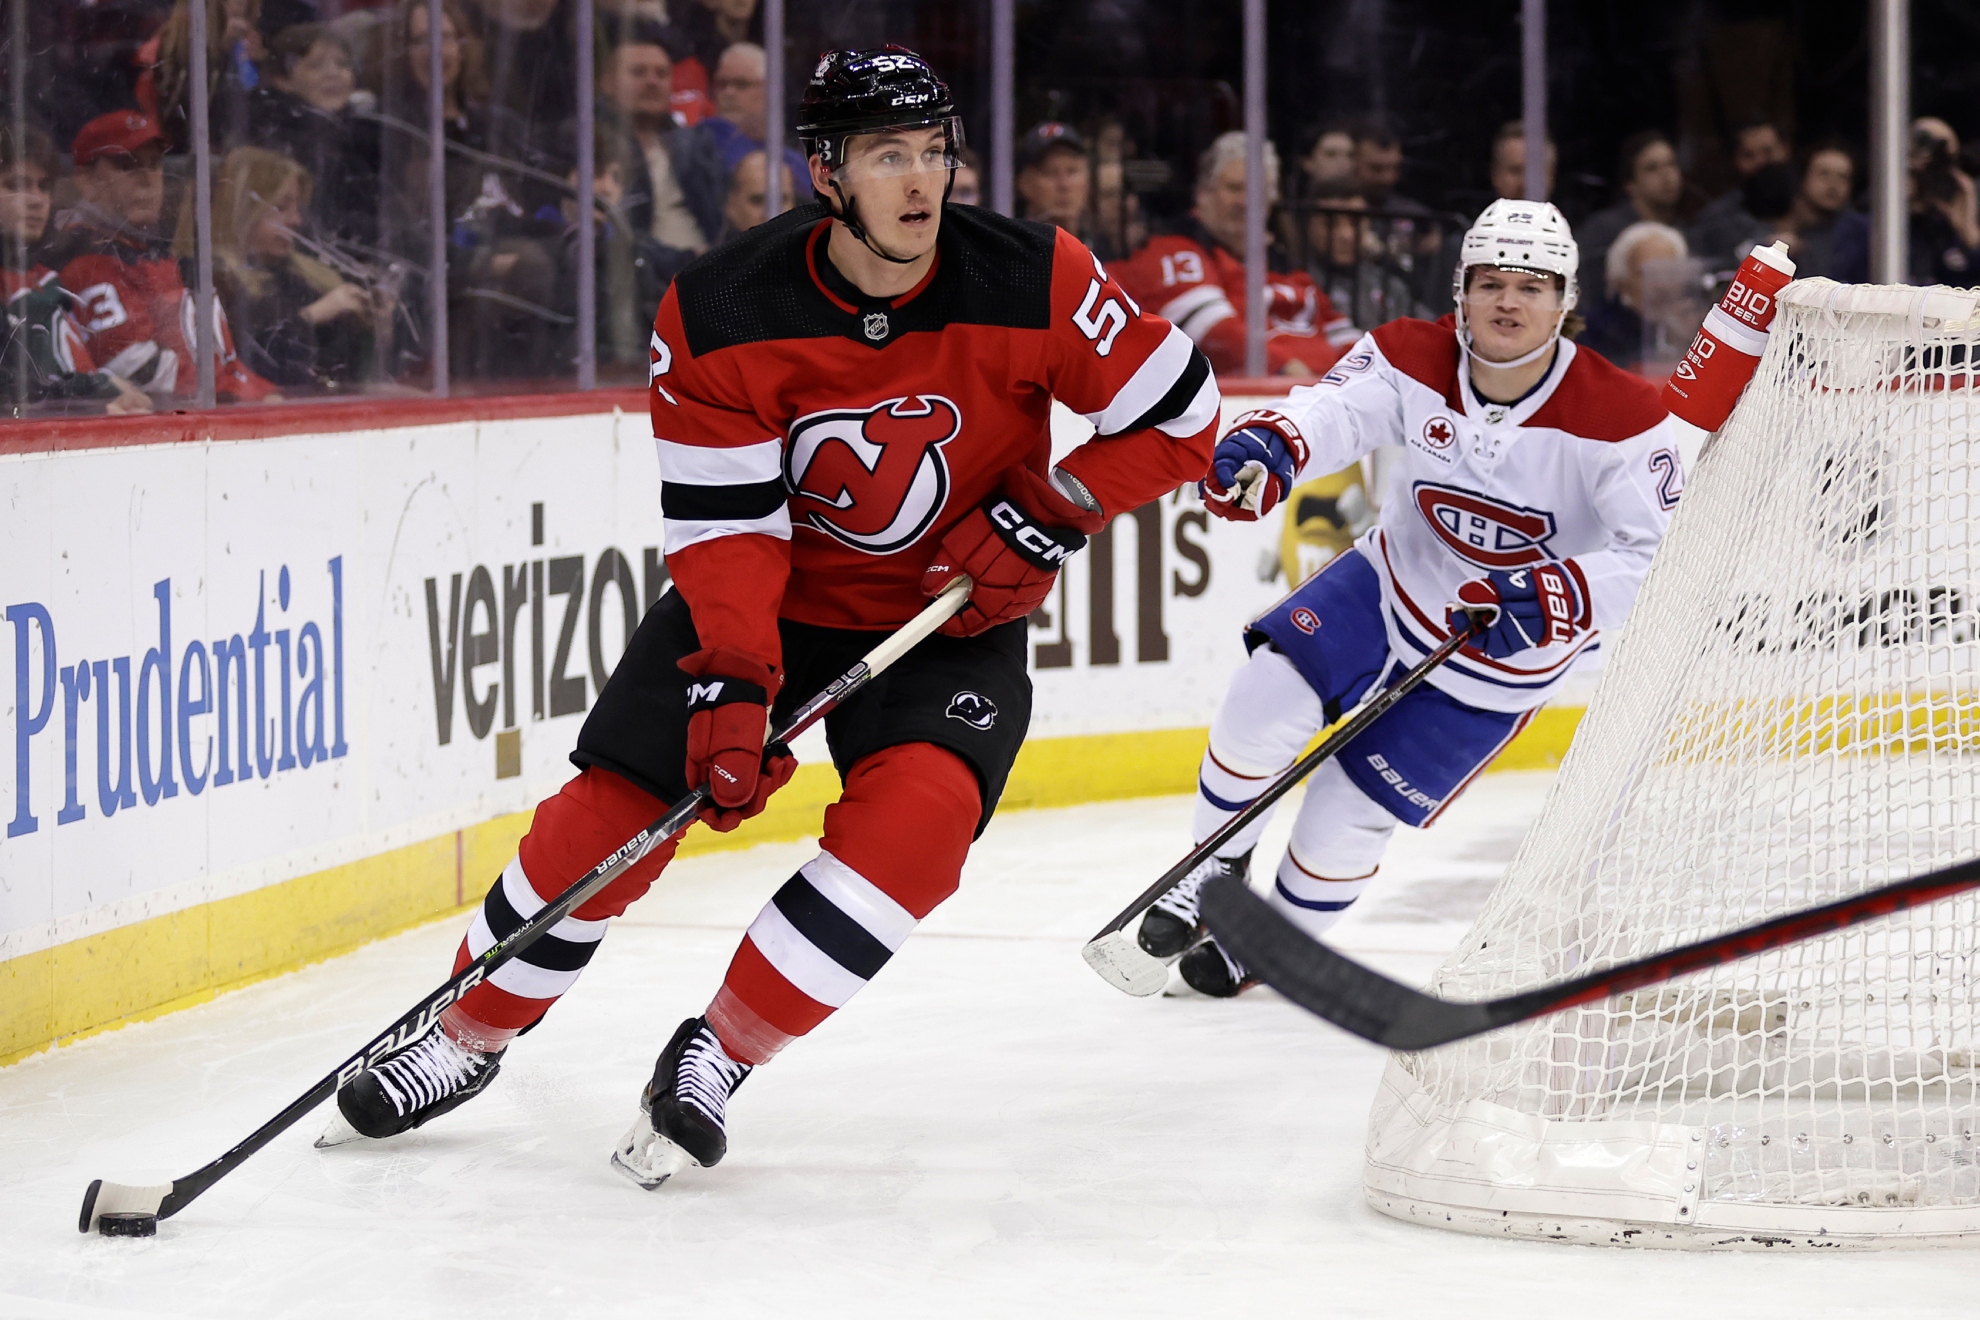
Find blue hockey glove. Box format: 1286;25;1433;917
1447;562;1586;658
1201;423;1302;522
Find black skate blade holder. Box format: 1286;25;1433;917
78;576;973;1236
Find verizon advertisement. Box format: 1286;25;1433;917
1;401;1287;961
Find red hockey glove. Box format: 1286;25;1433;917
921;466;1106;638
679;647;794;832
1446;562;1587;659
1201;410;1311;523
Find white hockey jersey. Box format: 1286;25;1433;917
1250;315;1681;713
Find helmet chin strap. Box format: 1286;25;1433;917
825;165;957;268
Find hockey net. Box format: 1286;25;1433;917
1365;279;1980;1249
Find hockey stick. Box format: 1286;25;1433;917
1200;853;1980;1051
1080;619;1483;997
77;575;973;1236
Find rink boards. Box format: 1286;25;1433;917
0;394;1583;1065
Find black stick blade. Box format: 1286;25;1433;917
1200;877;1503;1050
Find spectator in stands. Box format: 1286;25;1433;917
1579;220;1686;372
140;0;265;153
1488;119;1556;201
459;0;579;138
201;145;389;391
1089;117;1146;258
1687;120;1791;274
950;146;983;208
1720;161;1798;269
49;111;277;402
554;129;692;369
1301;122;1356;193
380;0;561;379
1833;117;1980;288
1779;142;1854;278
0;125;151;414
594;20;724;255
692;43;806;186
711;147;794;246
663;0;758;118
1577;131;1685;305
1352;118;1429;216
1016;122;1108;254
247;24;384;248
1301;177;1421;332
1115;131;1352;377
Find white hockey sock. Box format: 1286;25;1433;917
1193;645;1329;855
1266;757;1397;940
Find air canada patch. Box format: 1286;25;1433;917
946;691;998;730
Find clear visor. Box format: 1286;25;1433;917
831;117;966;185
1461;266;1562;305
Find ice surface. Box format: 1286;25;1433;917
3;776;1975;1318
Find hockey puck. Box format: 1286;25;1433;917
97;1212;159;1238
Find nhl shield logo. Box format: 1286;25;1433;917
946;691;998;730
863;312;890;341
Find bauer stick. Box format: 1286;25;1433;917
1201;854;1980;1051
78;575;973;1237
1081;617;1484;997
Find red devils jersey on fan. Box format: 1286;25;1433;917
650;203;1221;665
47;218;275;402
1114;219;1354;377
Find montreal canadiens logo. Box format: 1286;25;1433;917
1290;607;1321;635
1413;482;1557;570
785;395;960;554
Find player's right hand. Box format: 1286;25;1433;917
1201;423;1306;521
679;647;794;832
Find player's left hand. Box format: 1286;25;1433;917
1447;562;1586;658
922;466;1105;637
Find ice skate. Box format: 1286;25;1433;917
611;1017;751;1190
316;1021;504;1146
1136;850;1251;960
1174;933;1260;999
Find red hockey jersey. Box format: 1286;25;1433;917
48;217;275;402
1114;220;1354;377
650;203;1222;666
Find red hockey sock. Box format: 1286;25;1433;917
705;742;979;1064
448;767;680;1041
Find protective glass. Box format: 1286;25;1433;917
831;118;968;185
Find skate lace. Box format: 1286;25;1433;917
676;1028;750;1128
374;1030;486;1117
1150;854;1228;923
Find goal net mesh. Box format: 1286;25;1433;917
1367;279;1980;1245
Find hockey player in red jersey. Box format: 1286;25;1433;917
44;111;276;404
1138;199;1679;996
321;47;1220;1184
1114;131;1355;378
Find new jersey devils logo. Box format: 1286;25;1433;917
1413;482;1558;569
785;395;961;554
946;691;998;730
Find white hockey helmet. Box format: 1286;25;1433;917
1452;199;1580;363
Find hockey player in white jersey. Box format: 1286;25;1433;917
1142;199;1683;996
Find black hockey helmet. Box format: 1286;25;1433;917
796;46;964;264
796;46;961;169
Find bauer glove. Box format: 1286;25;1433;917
1201;414;1309;522
922;466;1105;638
679;647;796;832
1447;562;1587;659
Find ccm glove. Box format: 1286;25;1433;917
1200;412;1310;522
679;647;795;832
1446;562;1587;659
922;466;1105;638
